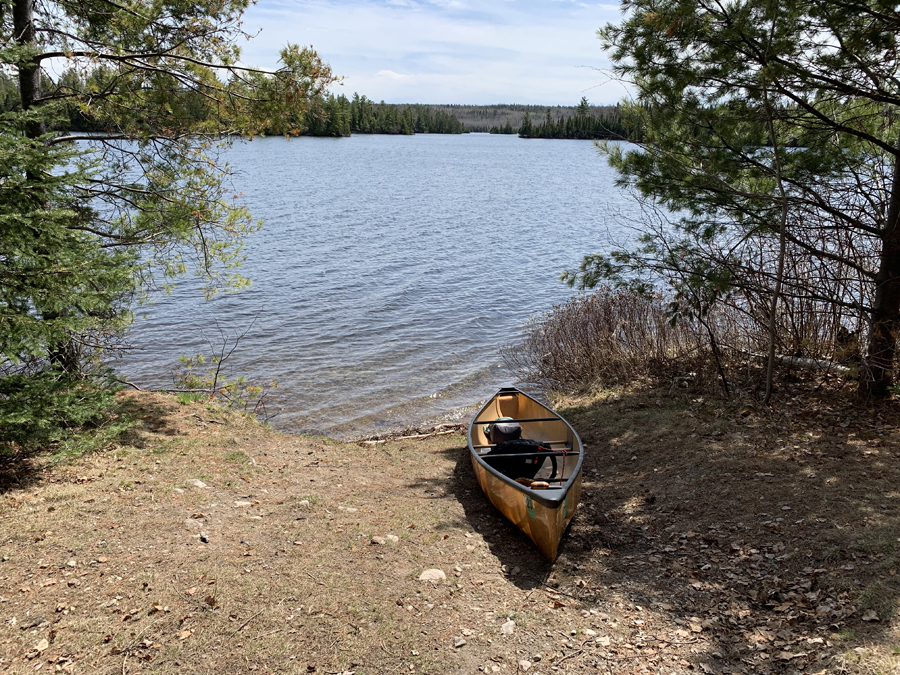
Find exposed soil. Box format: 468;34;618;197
0;386;899;674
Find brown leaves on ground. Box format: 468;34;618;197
0;387;898;674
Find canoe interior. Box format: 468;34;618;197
467;388;584;561
470;389;580;493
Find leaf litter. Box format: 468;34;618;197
0;386;896;674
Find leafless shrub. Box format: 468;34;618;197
504;281;862;396
502;287;705;392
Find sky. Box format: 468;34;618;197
239;0;629;106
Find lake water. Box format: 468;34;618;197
117;133;640;438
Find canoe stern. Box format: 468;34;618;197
471;454;582;561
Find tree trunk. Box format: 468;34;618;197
13;0;45;138
14;0;80;373
862;135;900;398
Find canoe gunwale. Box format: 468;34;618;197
466;387;584;510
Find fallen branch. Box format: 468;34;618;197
555;649;584;666
227;610;263;639
737;350;852;375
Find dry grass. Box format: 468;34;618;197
0;387;898;674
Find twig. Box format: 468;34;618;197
120;617;165;654
556;649;584;666
395;429;458;441
255;628;282;639
227;610;263;639
117;380;144;391
192;414;225;425
543;586;581;601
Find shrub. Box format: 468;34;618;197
502;287;701;392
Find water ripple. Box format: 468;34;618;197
118;134;640;438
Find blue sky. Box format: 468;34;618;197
240;0;629;105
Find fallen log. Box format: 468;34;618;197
742;351;853;375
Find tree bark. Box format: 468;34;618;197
14;0;81;373
863;134;900;398
13;0;45;138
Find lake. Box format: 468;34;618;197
117;133;640;438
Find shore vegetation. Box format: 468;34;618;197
564;0;900;399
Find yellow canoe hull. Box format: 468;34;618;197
467;388;584;562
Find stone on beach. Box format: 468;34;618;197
419;569;446;583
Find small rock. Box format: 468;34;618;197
173;488;185;495
66;559;76;568
453;637;467;648
511;566;521;575
500;619;516;635
35;638;49;653
386;535;399;543
519;660;532;671
297;500;311;509
533;653;542;662
234;501;252;508
419;569;446;583
199;532;209;544
584;628;597;637
596;635;611;646
466;545;475;552
371;537;386;546
187;479;208;489
183;519;203;531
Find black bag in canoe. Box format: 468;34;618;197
484;439;558;480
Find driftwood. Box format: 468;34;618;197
743;351;852;375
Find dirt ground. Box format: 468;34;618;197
0;386;899;674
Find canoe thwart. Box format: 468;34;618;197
482;451;578;459
472;440;570;450
474;416;563;425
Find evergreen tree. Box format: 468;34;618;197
566;0;900;397
1;0;336;442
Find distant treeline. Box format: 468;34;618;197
0;72;467;137
305;94;468;136
0;72;630;140
427;99;633;139
498;98;632;140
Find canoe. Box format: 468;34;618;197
467;387;584;561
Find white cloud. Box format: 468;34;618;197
376;69;411;79
240;0;626;104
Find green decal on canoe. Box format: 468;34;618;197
525;495;535;519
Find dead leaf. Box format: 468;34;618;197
861;610;880;622
185;587;197;596
178;629;194;640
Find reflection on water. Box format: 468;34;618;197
117;134;639;438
